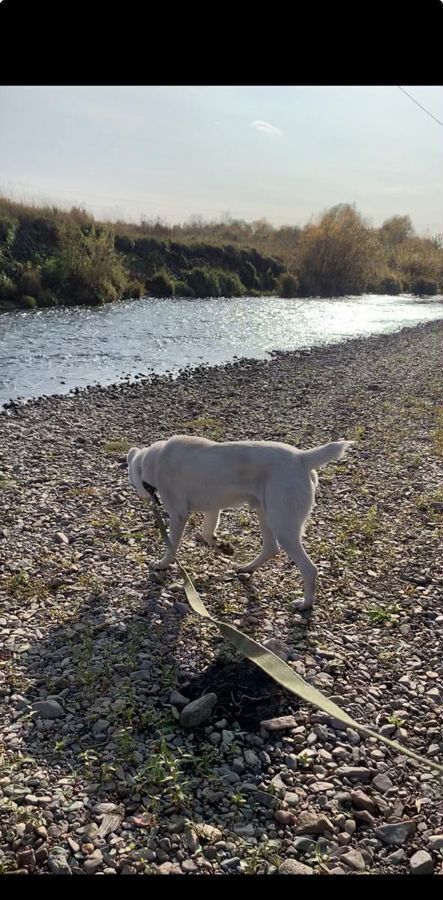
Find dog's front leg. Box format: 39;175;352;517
151;511;189;570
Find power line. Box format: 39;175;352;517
397;85;443;127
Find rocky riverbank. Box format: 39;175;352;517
0;320;442;875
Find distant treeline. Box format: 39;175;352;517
0;196;441;310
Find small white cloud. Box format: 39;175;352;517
251;120;283;137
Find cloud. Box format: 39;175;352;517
251;120;283;137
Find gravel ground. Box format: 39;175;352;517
0;320;442;876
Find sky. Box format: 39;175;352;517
0;85;442;233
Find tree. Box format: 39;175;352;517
380;215;414;245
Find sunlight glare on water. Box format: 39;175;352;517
0;293;442;404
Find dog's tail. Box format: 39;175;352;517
301;439;354;471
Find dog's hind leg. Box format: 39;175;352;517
236;508;279;573
151;511;189;569
276;531;317;609
265;485;317;609
196;509;221;546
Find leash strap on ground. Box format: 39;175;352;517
149;502;443;777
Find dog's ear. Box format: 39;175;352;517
126;447;139;467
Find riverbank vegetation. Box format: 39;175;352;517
0;196;442;309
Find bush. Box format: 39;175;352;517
134;236;163;258
147;270;175;297
278;272;299;297
0;273;17;301
37;289;57;308
0;213;18;248
174;280;194;298
217;271;245;296
379;215;414;245
377;274;404;295
43;224;129;305
186;266;220;297
18;265;42;298
13;216;58;263
115;234;135;253
411;276;439;296
297;204;385;296
261;266;278;292
239;260;260;290
122;279;145;299
18;295;37;309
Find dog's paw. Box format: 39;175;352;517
196;531;216;546
151;558;172;571
235;563;255;574
291;598;314;612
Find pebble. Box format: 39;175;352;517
336;766;372;783
260;715;297;731
220;857;241;871
182;859;198;873
351;789;375;812
181;693;217;728
16;849;36;869
341;849;366;871
275;810;296;826
169;690;190;707
371;773;394;793
48;849;71;875
386;849;406;865
375;821;416;845
83;850;103;874
296;812;334;834
428;835;443;851
410;850;434;875
278;859;314;875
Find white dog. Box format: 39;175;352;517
127;435;353;610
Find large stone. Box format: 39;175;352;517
341;849;366;871
83;850;103;874
17;849;36;869
336;766;372;783
284;791;300;807
169;690;190;707
260;715;297;731
32;698;65;719
371;773;394;794
295;811;334;835
351;789;375;813
428;834;443;851
278;859;313;875
375;821;415;845
48;849;71;875
181;693;217;728
410;850;434;875
386;849;406;865
92;718;110;735
263;638;290;661
310;781;335;793
275;810;296;826
254;789;278;809
194;823;222;842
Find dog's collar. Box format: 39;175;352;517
142;480;161;506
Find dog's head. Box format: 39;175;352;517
126;446;144;495
127;443;164;500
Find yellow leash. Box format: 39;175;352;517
149;499;443;777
